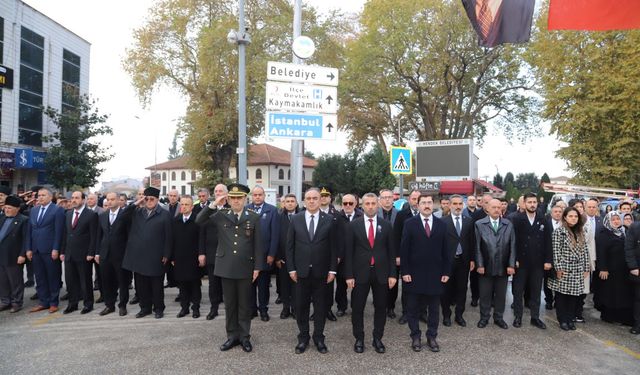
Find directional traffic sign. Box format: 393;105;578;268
390;146;412;175
266;81;337;114
265;111;337;140
267;61;339;86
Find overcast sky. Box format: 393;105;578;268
22;0;568;187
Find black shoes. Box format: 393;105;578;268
387;308;396;319
80;307;93;315
411;337;422;352
494;319;508;329
192;309;200;319
513;317;522;328
30;293;39;301
220;339;240;351
477;319;488;328
372;338;386;354
60;293;69;301
426;337;440;352
336;309;346;317
545;303;554;310
275;296;282;304
130;295;139;305
260;312;270;322
177;308;189;318
135;310;151;318
630;326;640;335
99;307;114;316
568;322;576;330
443;316;452;327
560;322;571;331
455;316;467;327
314;340;328;354
574;316;585;323
241;339;252;352
119;307;127;316
295;341;308;354
531;318;547;329
398;315;408;325
470;298;478;307
24;280;35;288
280;307;291;319
154;311;164;319
206;309;218;320
63;305;78;314
354;339;364;353
326;310;337;321
174;296;180;303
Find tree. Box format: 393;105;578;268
528;2;640;188
43;94;113;189
339;0;539;151
492;173;504;189
353;146;397;196
504;172;515;188
514;173;539;194
124;0;350;181
312;152;358;195
167;130;181;160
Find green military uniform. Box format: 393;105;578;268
199;184;264;348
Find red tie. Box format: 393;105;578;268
368;218;375;265
72;211;80;229
424;218;431;238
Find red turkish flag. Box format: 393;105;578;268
548;0;640;31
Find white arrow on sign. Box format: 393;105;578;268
265;111;337;140
266;81;337;114
267;61;339;87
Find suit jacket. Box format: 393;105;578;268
336;210;362;259
511;212;552;269
96;208;129;263
170;214;201;281
27;203;66;254
286;211;338;279
474;216;516;276
400;215;451;295
344;216;395;284
393;206;418;250
121;204;173;277
442;213;475;265
164;202;181;218
246;202;280;261
87;205;105;214
585;215;602;269
378;207;398;226
276;209;298;262
0;214;30;266
61;208;99;261
203;208;264;280
192;200;210;217
625;222;640;270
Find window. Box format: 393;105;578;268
19;27;45;146
288;169;291;179
171;172;176;180
181;186;186;195
278;186;283;196
180;171;186;181
62;49;80;114
162;172;166;181
302;171;306;181
278;169;284;180
191;171;196;181
162;186;166;195
256;168;262;179
190;185;194;195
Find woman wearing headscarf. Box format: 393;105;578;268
593;211;634;325
548;207;591;331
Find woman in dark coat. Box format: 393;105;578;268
170;197;203;319
593;211;634;325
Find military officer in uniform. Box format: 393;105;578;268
196;184;264;353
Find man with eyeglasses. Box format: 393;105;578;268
121;187;172;319
333;194;362;318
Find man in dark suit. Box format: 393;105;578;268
163;189;180;290
390;189;421;323
171;195;203;319
86;193;104;299
401;194;451;353
544;204;564;309
317;185;340;322
475;199;516;329
121;187;172;319
0;196;30;313
345;193;396;354
198;184;263;353
441;194;475;327
95;192;131;316
60;191;99;314
275;193;298;319
287;187;338;354
196;183;229;320
334;193;361;317
26;188;66;313
511;192;552;329
246;185;279;321
192;188;210;217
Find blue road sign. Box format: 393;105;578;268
390;146;412;175
265;111;337;140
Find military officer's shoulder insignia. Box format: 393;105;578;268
246;207;256;213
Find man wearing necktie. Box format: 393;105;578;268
440;195;475;328
400;194;451;353
344;193;396;354
60;191;99;315
192;188;210;217
543;204;564;310
275;194;299;319
475;199;516;329
95;192;132;316
333;194;362;318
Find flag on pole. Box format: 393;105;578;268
461;0;535;48
548;0;640;31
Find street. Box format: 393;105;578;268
1;278;638;375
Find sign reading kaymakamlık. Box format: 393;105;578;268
266;81;337;114
267;61;338;87
265;112;337;140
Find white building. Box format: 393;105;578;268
0;1;90;193
146;143;317;197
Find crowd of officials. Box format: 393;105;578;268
0;184;639;355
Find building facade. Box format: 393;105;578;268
0;1;90;192
147;143;317;198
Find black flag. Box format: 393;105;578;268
461;0;535;48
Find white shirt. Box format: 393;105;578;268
74;205;86;217
183;213;191;223
37;202;52;221
419;213;433;228
452;214;463;230
552;219;560;230
364;215;377;239
491;218;500;228
527;213;536;226
345;212;355;222
109;208;120;224
305;210;319;234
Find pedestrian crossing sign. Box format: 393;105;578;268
390;146;412;175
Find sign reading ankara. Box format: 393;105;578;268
390;146;412;175
265;112;337;140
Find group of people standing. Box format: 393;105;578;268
1;183;639;356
